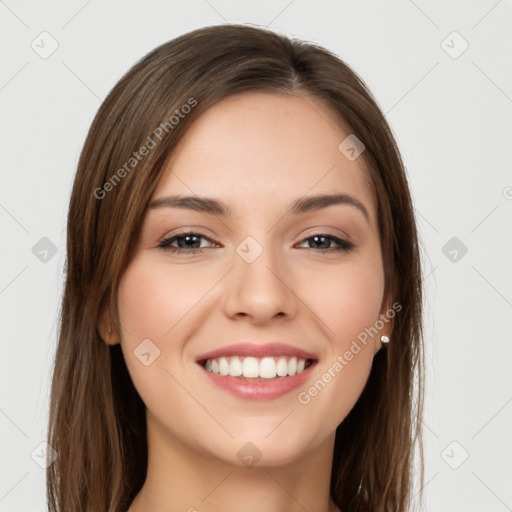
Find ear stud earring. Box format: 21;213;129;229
380;335;390;344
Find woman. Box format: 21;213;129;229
47;24;425;512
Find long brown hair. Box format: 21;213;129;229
47;23;425;511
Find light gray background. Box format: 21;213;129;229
1;1;511;510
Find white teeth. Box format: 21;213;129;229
276;357;288;377
242;357;259;378
203;355;310;378
288;356;297;376
260;357;277;379
219;357;229;376
229;356;243;377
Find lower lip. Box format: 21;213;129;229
199;363;316;401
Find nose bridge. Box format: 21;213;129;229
222;233;296;321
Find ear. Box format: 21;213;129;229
373;294;397;355
97;306;120;345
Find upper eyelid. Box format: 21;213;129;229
158;231;217;249
161;230;217;243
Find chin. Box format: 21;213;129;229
201;425;324;469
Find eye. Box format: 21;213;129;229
296;233;354;252
157;231;217;254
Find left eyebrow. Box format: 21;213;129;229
148;193;370;223
289;193;370;223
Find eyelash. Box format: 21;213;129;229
157;231;355;254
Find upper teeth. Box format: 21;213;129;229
204;356;308;379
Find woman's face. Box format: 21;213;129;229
114;91;388;467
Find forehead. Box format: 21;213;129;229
153;91;376;220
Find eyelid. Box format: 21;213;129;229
297;232;354;251
301;226;353;243
158;230;218;249
159;224;353;243
158;227;218;244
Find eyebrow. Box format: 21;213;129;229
148;193;370;223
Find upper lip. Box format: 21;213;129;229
195;342;318;362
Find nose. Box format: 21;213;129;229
222;239;298;324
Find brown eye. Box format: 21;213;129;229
158;232;217;254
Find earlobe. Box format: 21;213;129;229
97;307;119;345
374;295;395;354
374;334;390;355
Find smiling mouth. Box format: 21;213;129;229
198;355;315;380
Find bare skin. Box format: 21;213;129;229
100;91;391;512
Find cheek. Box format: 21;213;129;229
295;264;384;429
116;255;221;394
116;258;193;420
117;256;204;342
116;258;182;384
306;259;385;350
